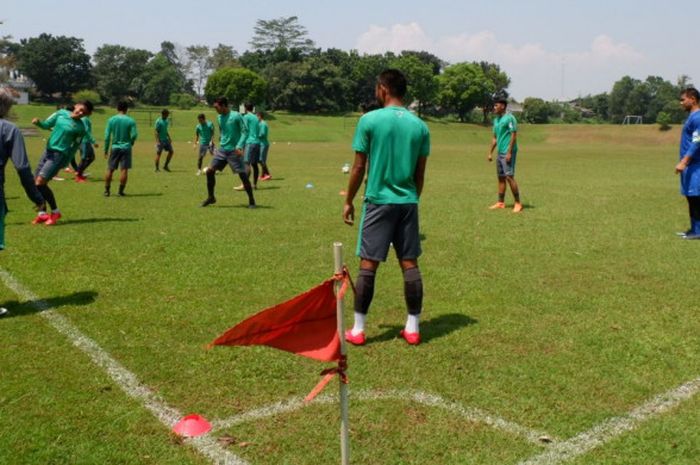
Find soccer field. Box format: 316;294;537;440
1;106;698;465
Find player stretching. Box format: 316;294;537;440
195;113;215;175
343;69;430;346
104;101;138;197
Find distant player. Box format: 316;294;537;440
488;91;523;213
200;97;256;208
240;102;261;189
257;112;271;180
194;113;215;175
75;114;98;183
343;69;430;346
0;87;45;249
675;87;700;239
31;100;93;225
154;109;173;172
103;101;138;197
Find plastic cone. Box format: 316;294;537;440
173;414;212;437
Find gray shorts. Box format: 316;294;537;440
210;148;246;174
35;150;64;180
108;147;132;171
356;203;421;262
244;144;260;164
497;152;517;177
260;144;270;163
198;144;214;158
157;141;173;154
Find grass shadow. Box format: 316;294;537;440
115;193;164;198
216;204;274;210
255;186;281;191
0;290;98;318
60;217;141;225
366;313;478;345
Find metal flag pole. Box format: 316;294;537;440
333;242;350;465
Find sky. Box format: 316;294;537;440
2;0;696;101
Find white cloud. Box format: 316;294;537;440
355;22;433;55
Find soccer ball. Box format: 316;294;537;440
342;163;350;174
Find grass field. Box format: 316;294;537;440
1;104;699;465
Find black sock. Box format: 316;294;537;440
104;183;110;194
239;173;255;205
403;267;423;316
512;190;520;203
252;164;259;185
354;268;376;315
119;184;125;195
37;184;57;210
155;161;159;170
198;158;203;170
207;170;216;198
498;193;505;202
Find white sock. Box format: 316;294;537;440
38;211;47;216
52;209;61;214
405;314;420;334
351;312;366;335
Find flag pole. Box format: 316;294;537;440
333;242;350;465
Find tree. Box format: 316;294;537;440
204;67;267;107
159;41;193;94
438;62;494;122
0;22;18;81
17;33;93;98
186;45;211;97
390;55;437;116
478;62;511;122
209;44;239;70
93;44;152;104
608;76;639;123
522;98;550;123
249;16;315;53
400;50;444;75
141;54;188;105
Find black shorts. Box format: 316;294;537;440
244;144;261;164
356;203;421;262
108;147;132;170
210;148;246;174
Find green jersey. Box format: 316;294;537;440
352;106;430;205
258;120;269;146
493;113;518;154
81;116;96;144
243;112;260;144
105;114;138;153
196;121;215;146
217;111;248;151
155;117;170;142
35;110;87;156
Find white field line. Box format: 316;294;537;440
0;268;247;465
517;376;700;465
212;388;555;445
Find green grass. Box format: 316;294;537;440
0;105;698;465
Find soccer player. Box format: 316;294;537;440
194;113;215;175
239;102;261;189
31;100;93;226
154;109;173;172
103;101;138;197
200;97;256;208
343;69;430;346
675;87;700;240
257;111;271;181
0;87;45;249
74;114;98;183
488;91;523;213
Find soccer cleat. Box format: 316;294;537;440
399;329;421;346
44;212;62;226
344;329;366;346
247;203;257;209
196;169;202;176
676;230;692;237
233;184;245;191
260;174;272;181
683;233;700;240
118;192;126;197
163;166;171;172
489;202;506;209
75;174;87;183
155;167;160;172
512;202;523;213
31;213;50;224
200;197;216;207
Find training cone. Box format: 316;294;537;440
173;414;212;437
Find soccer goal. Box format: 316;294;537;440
622;115;643;125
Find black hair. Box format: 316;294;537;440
681;87;700;102
256;111;264;118
117;101;128;112
161;109;170;117
214;96;228;106
79;100;94;114
377;69;407;99
492;90;509;106
361;101;381;113
244;102;254;111
197;113;205;119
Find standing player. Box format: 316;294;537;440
31;100;93;225
154;109;173;172
103;101;138;197
257;111;272;180
0;87;45;249
487;91;523;213
200;97;256;208
194;113;215;175
343;69;430;346
75;114;98;183
239;102;261;189
675;87;700;240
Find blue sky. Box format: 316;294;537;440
3;0;695;100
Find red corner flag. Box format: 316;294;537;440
210;279;341;362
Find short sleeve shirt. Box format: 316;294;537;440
493;113;518;154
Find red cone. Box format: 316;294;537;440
173;414;212;437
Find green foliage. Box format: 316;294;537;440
208;44;239;71
204;67;267;107
17;33;92;98
438;62;494;122
72;89;100;104
93;44;152;104
249;16;315;53
186;45;211;97
170;92;197;109
523;97;550;123
657;111;672;131
390;54;438;116
140;54;191;106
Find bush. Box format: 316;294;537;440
657;111;672;131
72;89;101;104
170;93;197;109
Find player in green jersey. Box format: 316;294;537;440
257;112;272;180
154;109;173;172
104;101;138;197
195;113;215;175
488;91;523;213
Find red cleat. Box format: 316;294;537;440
260;174;272;181
44;212;62;226
32;213;50;225
399;330;421;346
75;175;87;183
344;329;366;346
